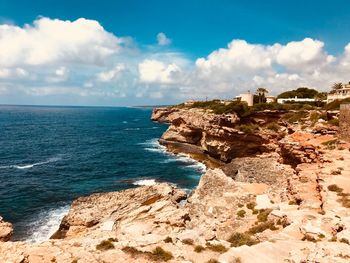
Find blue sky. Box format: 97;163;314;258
0;0;350;106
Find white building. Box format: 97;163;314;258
327;83;350;103
235;92;254;106
277;96;316;104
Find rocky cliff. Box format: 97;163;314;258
1;107;349;263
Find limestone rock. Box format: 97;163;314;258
0;216;13;242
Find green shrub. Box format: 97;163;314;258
283;111;308;123
302;234;317;242
328;118;339;126
206;259;219;263
257;209;272;222
151;247;173;261
266;122;280;132
96;240;115;251
164;236;172;243
340;238;350;245
194;245;205;253
246;202;257;210
182;238;194;245
328;184;343;193
237;210;246;218
237;124;259;134
228;233;258;247
206;243;228;253
248;221;278;234
324;98;350;111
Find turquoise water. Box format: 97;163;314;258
0;105;205;241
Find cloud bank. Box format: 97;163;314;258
0;17;350;105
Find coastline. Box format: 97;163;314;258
1;105;350;262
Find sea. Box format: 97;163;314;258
0;105;205;242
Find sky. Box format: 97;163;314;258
0;0;350;106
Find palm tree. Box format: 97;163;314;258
256;87;268;103
330;82;343;94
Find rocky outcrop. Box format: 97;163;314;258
0;216;13;242
152;107;279;162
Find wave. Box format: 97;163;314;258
133;179;157;186
124;127;159;131
124;128;141;131
0;156;62;170
140;139;207;174
26;205;69;243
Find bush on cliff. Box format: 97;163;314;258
266;122;280;132
236;124;259;134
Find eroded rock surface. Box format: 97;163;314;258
0;216;13;242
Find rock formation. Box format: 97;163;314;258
0;216;13;242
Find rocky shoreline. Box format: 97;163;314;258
1;106;350;262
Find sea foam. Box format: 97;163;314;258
26;205;69;243
0;156;62;170
140;139;207;174
133;179;157;186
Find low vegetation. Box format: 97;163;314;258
322;139;338;150
206;243;228;253
266;122;280;132
182;238;194;245
246;202;257;210
194;245;205;253
228;232;258;247
96;239;115;251
164;236;172;243
340;238;350;245
236;209;246;218
122;246;173;261
257;209;272;222
236;124;259;134
151;247;174;261
328;184;343;192
247;221;278;234
324;98;350;111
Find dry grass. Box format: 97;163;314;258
257;209;272;222
246;202;256;210
237;210;246;218
302;234;317;242
327;184;343;193
206;243;228;253
182;238;194;245
194;245;205;253
96;240;115;251
248;221;278;234
151;247;174;261
164;236;172;243
122;246;173;261
228;233;258;247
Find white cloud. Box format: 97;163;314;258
138;59;181;84
1;16;350;105
0;17;129;67
0;67;29;79
96;64;126;82
156;32;171;46
276;38;333;71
